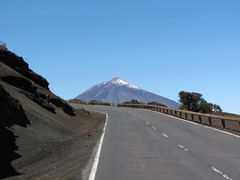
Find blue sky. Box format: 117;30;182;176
1;0;240;114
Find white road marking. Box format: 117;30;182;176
152;126;157;130
211;167;233;180
146;122;150;125
88;113;108;180
178;145;185;149
143;109;240;139
178;145;189;152
162;133;168;138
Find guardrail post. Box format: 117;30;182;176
199;115;202;124
208;117;212;126
221;119;225;128
191;114;194;121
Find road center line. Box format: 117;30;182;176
88;113;108;180
162;133;168;138
178;145;185;149
142;109;240;139
211;167;233;180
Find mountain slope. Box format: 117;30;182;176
76;77;180;108
0;49;105;179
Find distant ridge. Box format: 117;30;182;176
76;77;180;108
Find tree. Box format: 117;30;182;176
198;100;212;113
179;91;222;113
179;91;203;112
212;104;222;112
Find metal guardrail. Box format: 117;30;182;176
118;104;240;133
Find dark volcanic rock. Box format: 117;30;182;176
0;85;29;127
0;49;76;116
1;76;37;93
50;98;75;116
0;49;94;179
1;76;56;113
26;93;56;113
0;49;49;89
0;85;30;178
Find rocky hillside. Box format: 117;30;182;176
0;49;104;179
0;49;75;117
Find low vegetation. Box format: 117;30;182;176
147;101;167;107
122;99;144;105
88;100;112;106
120;99;169;107
68;99;87;104
68;99;113;106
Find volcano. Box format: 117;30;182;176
76;77;180;108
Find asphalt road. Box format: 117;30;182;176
75;105;240;180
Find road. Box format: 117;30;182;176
75;105;240;180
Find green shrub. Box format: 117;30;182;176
88;100;112;106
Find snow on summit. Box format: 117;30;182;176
109;77;139;89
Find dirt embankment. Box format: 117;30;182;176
0;49;105;179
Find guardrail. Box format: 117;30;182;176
118;104;240;133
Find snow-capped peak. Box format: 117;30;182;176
109;77;139;89
111;77;129;86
